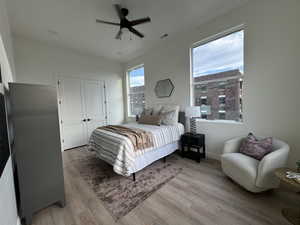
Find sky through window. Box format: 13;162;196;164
129;66;144;87
193;30;244;77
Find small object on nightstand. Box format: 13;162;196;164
181;132;205;163
185;106;201;134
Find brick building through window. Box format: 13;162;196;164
193;69;243;121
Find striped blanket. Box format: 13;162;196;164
88;123;184;176
97;125;154;151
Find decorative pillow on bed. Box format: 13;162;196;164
160;105;180;125
160;110;177;125
239;133;273;160
138;115;162;126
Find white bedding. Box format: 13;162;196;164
88;123;184;176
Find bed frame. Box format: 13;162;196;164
132;156;167;182
131;111;185;181
132;155;167;181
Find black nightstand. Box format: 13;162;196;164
181;133;206;163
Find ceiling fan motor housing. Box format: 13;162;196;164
121;8;129;17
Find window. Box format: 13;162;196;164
191;29;244;122
219;95;226;104
195;84;207;93
219;95;226;111
219;111;226;120
127;65;145;117
218;82;227;90
200;96;208;105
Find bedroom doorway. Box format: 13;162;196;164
57;76;107;150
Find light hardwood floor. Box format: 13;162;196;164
31;151;300;225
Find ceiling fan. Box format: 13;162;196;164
96;4;151;40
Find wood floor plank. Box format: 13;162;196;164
176;171;288;225
64;163;117;225
30;150;300;225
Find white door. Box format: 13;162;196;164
59;77;87;149
58;77;107;150
83;80;107;143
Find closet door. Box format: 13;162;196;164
83;80;107;142
59;77;87;149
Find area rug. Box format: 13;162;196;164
66;147;182;221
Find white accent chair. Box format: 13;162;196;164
221;137;290;193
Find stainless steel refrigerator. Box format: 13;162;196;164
9;83;65;225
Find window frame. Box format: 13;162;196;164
126;64;145;118
190;25;244;122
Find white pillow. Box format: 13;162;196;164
160;105;180;125
160;110;177;125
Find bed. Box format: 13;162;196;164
88;111;186;179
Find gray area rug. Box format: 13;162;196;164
67;148;182;221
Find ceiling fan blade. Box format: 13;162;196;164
130;17;151;26
114;4;124;20
128;27;144;38
96;19;120;26
115;29;123;40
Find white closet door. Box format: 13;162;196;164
83;80;107;142
59;77;87;150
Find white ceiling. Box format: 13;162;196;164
7;0;248;62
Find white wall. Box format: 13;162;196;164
0;0;15;80
0;0;19;225
125;0;300;166
13;36;124;125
